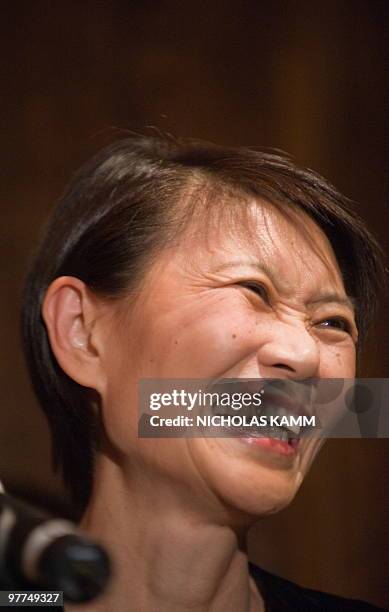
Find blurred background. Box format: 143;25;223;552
0;1;388;607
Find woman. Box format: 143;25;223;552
21;135;386;611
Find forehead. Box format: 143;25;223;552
180;198;348;298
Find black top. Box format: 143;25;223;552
2;564;387;610
249;563;388;611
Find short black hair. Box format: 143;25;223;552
20;134;386;513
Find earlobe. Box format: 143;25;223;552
42;277;104;391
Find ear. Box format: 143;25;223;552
42;276;107;393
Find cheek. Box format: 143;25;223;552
138;296;263;378
319;343;356;377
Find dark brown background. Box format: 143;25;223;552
0;1;388;608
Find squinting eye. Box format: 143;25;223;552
238;281;270;304
317;318;352;333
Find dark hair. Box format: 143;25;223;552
20;134;386;513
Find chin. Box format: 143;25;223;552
194;437;305;522
220;467;303;522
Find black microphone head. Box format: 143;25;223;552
37;535;111;603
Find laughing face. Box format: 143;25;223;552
98;199;358;524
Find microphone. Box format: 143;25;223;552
0;490;110;603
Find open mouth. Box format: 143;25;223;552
230;418;301;448
207;379;316;449
208;405;303;448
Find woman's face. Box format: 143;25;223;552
99;201;358;522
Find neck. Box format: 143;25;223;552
66;453;265;612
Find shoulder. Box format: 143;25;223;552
249;563;388;612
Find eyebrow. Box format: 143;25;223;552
212;261;356;312
307;293;356;311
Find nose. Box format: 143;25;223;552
256;321;320;379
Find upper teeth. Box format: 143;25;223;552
211;402;302;437
270;406;301;435
263;406;301;436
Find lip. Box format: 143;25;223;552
262;390;312;418
239;435;300;456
